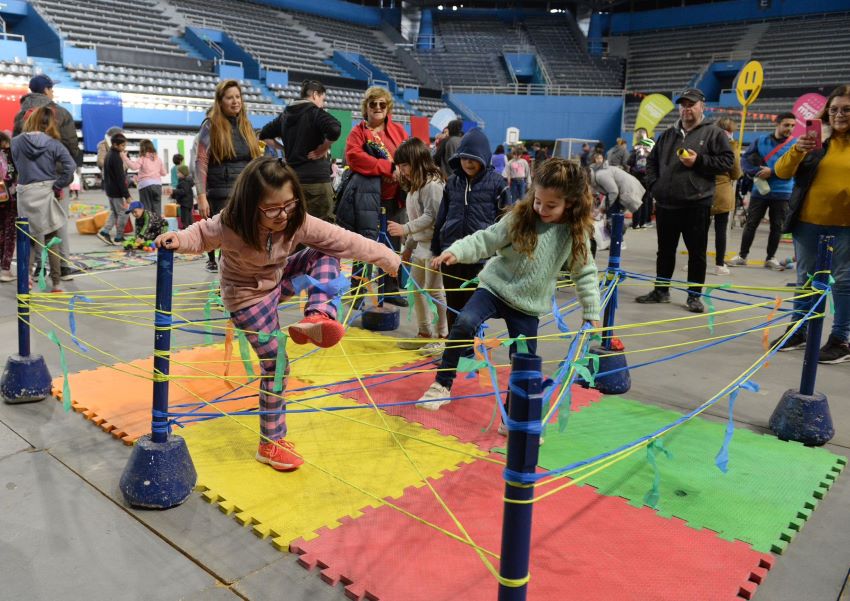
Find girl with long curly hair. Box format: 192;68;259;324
416;158;601;411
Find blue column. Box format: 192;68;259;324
151;248;174;443
603;212;624;350
16;218;31;357
498;353;543;601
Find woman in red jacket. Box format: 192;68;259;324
343;86;409;306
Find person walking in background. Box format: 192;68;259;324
607;138;629;170
506;147;531;204
194;80;263;273
770;85;850;363
709;118;743;275
170;153;184;189
627;129;655;229
97;133;132;246
259;80;341;221
11;106;76;292
727;112;797;270
490;144;507;177
171;165;194;230
635;88;734;313
122;139;166;216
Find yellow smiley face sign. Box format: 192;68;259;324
736;61;764;107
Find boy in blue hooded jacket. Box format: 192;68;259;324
431;127;509;329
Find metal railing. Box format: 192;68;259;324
186;16;226;30
447;84;624;97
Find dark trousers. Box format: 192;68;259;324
139;185;162;217
178;204;193;230
436;288;539;389
440;262;483;331
711;212;729;266
632;189;653;228
655;205;710;296
738;196;789;260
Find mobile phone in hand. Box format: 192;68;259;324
805;119;823;150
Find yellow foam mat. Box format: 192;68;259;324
287;327;421;385
180;394;484;549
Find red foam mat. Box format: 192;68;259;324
326;362;602;451
292;458;772;601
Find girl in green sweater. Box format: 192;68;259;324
417;158;601;409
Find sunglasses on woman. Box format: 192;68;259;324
369;101;388;110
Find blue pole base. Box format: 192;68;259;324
1;354;52;404
120;434;198;509
769;388;834;446
361;305;400;331
588;345;631;395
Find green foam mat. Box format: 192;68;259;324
521;396;846;553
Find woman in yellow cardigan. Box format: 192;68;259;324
773;84;850;363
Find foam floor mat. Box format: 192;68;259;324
292;458;773;601
517;396;847;553
179;394;484;549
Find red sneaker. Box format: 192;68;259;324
256;438;303;471
289;313;345;348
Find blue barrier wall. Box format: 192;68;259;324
253;0;381;26
13;4;61;59
451;94;623;147
504;54;536;79
62;43;97;67
610;0;850;34
0;38;28;62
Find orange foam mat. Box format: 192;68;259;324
52;344;304;444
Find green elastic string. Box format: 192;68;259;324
827;275;836;314
47;330;71;411
589;333;603;344
403;275;417;322
457;356;489;374
501;335;529;355
39;236;62;291
459;276;479;289
204;282;222;344
643;439;672;509
704;288;716;333
235;328;255;377
571;355;597;388
258;329;288;393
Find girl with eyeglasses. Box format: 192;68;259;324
773;84;850;364
155;157;400;471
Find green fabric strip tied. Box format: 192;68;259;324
47;330;71;411
235;328;255;377
257;329;288;393
38;236;62;291
643;439;672;509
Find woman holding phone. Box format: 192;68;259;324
772;84;850;364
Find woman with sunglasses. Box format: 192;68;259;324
339;86;409;306
772;84;850;364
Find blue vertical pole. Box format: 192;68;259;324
602;212;624;350
151;248;174;444
498;353;543;601
799;235;833;396
16;219;31;357
378;206;387;306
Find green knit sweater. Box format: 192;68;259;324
446;213;601;320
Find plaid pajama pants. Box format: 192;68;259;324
229;248;341;440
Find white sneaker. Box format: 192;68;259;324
714;264;730;276
0;269;14;282
416;382;451;410
419;341;445;357
726;255;747;267
764;257;783;271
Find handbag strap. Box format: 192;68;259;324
762;136;794;164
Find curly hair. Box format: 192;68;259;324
509;158;594;266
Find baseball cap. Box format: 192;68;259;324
29;74;54;94
125;200;144;214
675;88;705;104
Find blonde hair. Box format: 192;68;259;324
22;106;61;140
509;158;593;265
208;80;261;163
716;117;736;133
360;86;394;121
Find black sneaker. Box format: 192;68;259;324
383;295;409;308
636;289;670;304
686;295;705;313
771;328;807;352
60;266;83;281
205;260;218;273
96;230;114;245
818;335;850;364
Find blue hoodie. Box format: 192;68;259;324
11;132;75;189
431;128;509;255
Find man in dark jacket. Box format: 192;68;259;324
259;80;340;221
15;74;84;278
636;88;734;313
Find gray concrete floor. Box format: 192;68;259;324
1;191;848;600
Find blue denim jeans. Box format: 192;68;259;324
792;222;850;342
435;288;539;389
510;180;527;204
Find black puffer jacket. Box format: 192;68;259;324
206;116;253;203
431;127;509;255
13;93;82;168
645;119;734;209
335;172;382;240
